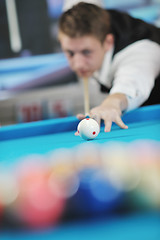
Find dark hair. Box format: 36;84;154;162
58;2;111;43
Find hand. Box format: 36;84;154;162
90;105;128;132
90;93;128;132
76;93;128;133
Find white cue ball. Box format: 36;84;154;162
77;118;100;140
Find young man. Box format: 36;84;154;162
58;2;160;132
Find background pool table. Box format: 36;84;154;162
0;104;160;239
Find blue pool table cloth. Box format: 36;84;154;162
0;104;160;164
0;104;160;239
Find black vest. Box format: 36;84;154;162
108;9;160;55
100;10;160;105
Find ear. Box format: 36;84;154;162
103;34;114;51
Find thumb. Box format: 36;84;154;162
76;113;86;120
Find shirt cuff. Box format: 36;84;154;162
110;85;145;111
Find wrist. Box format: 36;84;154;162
102;93;128;112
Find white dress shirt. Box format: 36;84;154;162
92;39;160;111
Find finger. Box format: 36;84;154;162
92;115;101;126
89;111;101;125
75;131;79;136
115;116;128;129
104;120;112;132
76;113;85;120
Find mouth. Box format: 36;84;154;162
77;70;92;78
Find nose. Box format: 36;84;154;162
73;53;85;70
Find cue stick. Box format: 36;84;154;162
83;77;90;116
5;0;22;53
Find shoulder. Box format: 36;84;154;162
123;39;160;49
107;9;160;32
107;9;136;23
121;39;160;53
107;10;160;54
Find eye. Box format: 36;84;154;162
82;50;91;56
66;50;74;58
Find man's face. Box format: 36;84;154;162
59;33;110;78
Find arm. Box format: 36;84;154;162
77;40;160;132
110;40;160;111
93;40;159;131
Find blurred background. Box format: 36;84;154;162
0;0;160;126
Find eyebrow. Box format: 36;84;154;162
65;49;92;55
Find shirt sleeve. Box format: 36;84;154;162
109;40;160;111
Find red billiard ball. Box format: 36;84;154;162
13;157;66;229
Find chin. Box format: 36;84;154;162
78;72;93;78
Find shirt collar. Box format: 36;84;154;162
92;46;114;88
